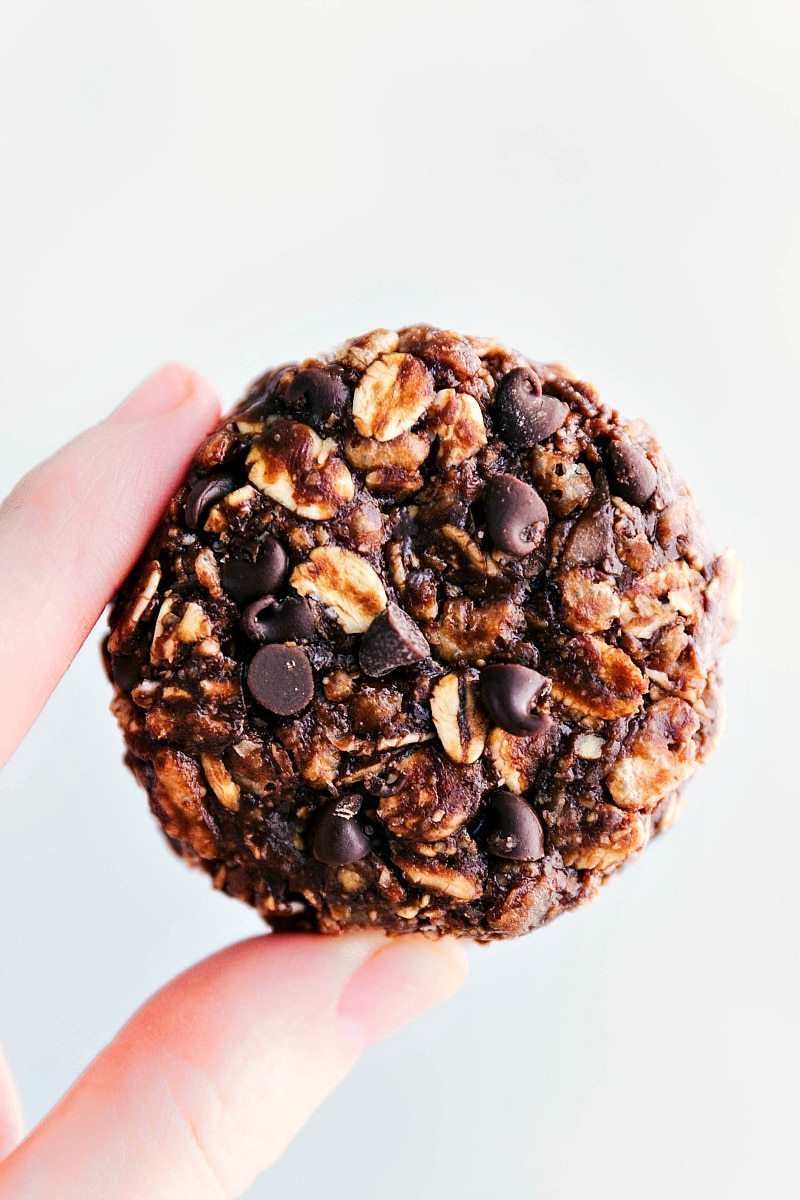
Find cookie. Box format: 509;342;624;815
105;326;740;940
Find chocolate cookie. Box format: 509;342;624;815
105;326;740;940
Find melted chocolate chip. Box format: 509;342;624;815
286;367;349;430
606;437;657;506
312;798;371;865
495;367;568;448
359;604;430;677
563;501;616;568
246;644;314;715
184;473;237;531
480;664;551;735
242;362;295;415
241;596;316;643
485;791;545;861
562;471;619;570
484;473;549;556
221;538;288;605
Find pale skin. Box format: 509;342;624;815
0;365;468;1200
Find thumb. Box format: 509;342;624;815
0;933;467;1200
0;364;220;767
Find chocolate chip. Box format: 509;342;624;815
563;501;615;568
184;473;236;531
241;596;316;644
495;368;568;448
480;664;551;735
606;437;657;506
485;791;545;861
246;644;314;715
221;538;288;605
359;604;430;677
561;470;621;570
312;798;371;865
286;367;349;430
242;362;295;415
111;654;140;693
484;473;549;556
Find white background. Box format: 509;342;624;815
1;2;798;1198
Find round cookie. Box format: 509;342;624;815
105;326;740;940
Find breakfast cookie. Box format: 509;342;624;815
105;326;740;939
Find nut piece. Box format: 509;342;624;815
177;601;213;644
107;561;161;653
335;328;399;370
430;388;487;469
656;496;712;568
559;568;621;633
194;547;222;597
425;597;522;665
430;672;488;764
397;327;484;383
377;748;480;841
200;753;241;811
343;428;431;499
392;852;482;902
705;548;744;646
203;485;261;534
290;546;387;634
551;635;647;720
149;597;177;663
151;748;219;859
574;733;604;760
247;418;354;520
352;353;434;441
227;736;293;798
619;561;705;640
530;446;593;517
486;726;550;793
561;806;648;871
343;429;431;471
279;720;341;788
150;598;213;664
439;524;499;577
606;697;700;810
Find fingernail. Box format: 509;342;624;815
337;936;467;1053
109;364;216;426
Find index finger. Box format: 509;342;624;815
0;366;220;767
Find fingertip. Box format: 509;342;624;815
0;1045;23;1162
338;935;468;1052
109;363;219;427
0;934;469;1200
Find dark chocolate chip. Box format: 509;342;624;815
286;367;349;430
184;473;237;531
221;538;288;605
495;367;568;448
241;596;316;644
111;654;140;693
359;604;430;677
485;791;545;861
246;644;314;715
481;664;551;735
312;797;371;865
484;473;549;556
606;437;657;506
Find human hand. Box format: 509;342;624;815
0;366;467;1199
